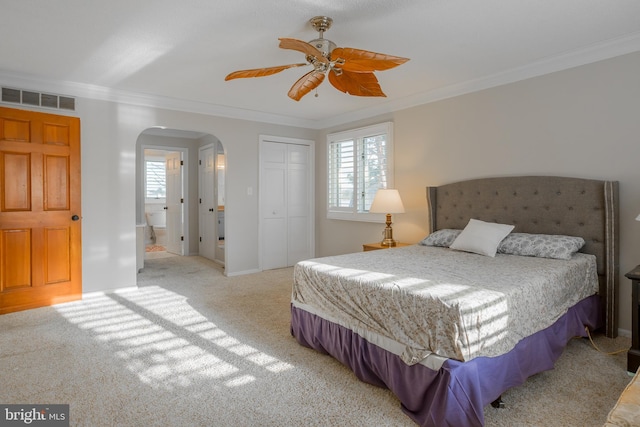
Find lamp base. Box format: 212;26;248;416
380;216;396;247
380;238;397;247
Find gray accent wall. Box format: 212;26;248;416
315;51;640;335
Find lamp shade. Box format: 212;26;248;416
369;189;405;214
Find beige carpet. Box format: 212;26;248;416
0;255;633;426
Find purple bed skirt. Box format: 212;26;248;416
290;295;602;427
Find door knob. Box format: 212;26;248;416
71;215;80;221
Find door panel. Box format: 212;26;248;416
44;155;70;210
287;145;311;265
1;229;31;288
199;146;216;260
0;117;31;141
261;142;287;270
165;151;182;255
2;152;31;210
0;107;81;314
44;227;70;283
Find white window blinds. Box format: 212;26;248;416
145;160;166;199
327;122;393;221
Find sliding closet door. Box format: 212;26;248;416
259;136;314;270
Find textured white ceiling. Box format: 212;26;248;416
1;0;640;128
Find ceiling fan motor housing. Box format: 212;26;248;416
308;38;336;59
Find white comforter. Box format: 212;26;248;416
292;245;598;365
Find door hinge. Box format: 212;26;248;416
180;160;184;166
181;236;184;241
181;198;184;203
199;237;202;242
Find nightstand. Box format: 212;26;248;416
363;242;411;251
626;265;640;373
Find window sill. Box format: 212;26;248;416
327;212;386;223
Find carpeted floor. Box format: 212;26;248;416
0;255;633;426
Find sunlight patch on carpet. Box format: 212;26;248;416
53;286;293;390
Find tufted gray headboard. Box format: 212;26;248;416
426;176;619;337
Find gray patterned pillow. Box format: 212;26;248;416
419;229;461;247
497;233;585;260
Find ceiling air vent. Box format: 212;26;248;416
22;90;40;106
59;96;75;110
2;87;20;103
1;87;76;111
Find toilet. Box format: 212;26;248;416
146;210;167;246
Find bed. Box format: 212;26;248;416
290;176;619;427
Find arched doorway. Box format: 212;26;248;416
135;128;226;270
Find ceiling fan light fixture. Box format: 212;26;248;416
224;16;409;101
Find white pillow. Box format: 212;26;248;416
449;219;515;257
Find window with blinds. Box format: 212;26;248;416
327;122;394;221
145;160;166;200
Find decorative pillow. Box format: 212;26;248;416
497;233;585;260
449;219;515;257
419;229;461;247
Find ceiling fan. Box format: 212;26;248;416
225;16;409;101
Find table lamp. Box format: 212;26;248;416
369;188;405;247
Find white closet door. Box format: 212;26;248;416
199;145;216;260
261;142;288;270
287;144;312;265
260;137;314;271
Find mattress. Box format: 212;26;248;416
292;245;598;365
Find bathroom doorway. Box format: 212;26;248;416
143;148;184;258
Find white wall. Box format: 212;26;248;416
315;52;640;334
78;98;316;293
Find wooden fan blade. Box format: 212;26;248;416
331;47;409;72
288;70;326;101
225;63;308;81
328;70;385;97
279;38;328;64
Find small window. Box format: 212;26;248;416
145;160;166;200
327;122;393;222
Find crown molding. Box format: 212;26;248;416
316;31;640;129
3;31;639;131
0;72;318;129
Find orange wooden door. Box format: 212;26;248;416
0;106;81;314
